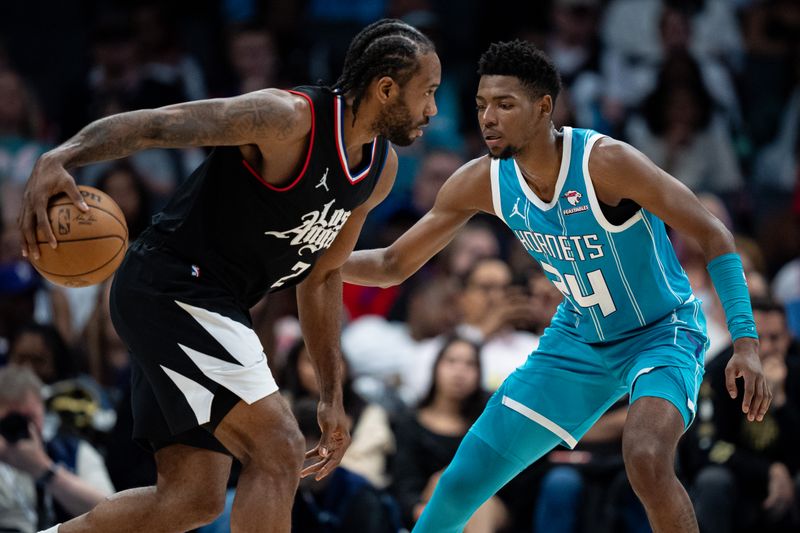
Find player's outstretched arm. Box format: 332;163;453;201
295;149;398;481
342;157;491;288
590;138;769;422
19;90;308;259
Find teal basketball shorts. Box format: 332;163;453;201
471;299;708;462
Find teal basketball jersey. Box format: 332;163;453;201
491;127;694;343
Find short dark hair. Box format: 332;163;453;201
751;297;786;316
477;40;561;104
333;19;435;118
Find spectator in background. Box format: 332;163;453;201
687;299;800;532
224;24;281;96
456;258;538;391
739;0;800;148
402;258;539;399
534;400;649;533
81;281;130;403
625;50;743;196
0;69;50;228
76;14;205;207
343;274;460;406
133;3;208;103
0;366;113;533
410;150;465;217
282;339;395;489
600;0;742;130
7;323;78;386
291;397;401;533
440;219;501;278
391;337;508;531
95;161;153;243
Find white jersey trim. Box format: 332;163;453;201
513;127;573;211
581;133;643;233
502;395;578;449
490;158;504;220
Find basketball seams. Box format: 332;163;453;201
33;236;127;277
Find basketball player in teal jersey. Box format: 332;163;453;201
343;41;768;532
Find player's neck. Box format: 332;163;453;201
514;125;563;199
341;104;377;155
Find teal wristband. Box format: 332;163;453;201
707;253;758;341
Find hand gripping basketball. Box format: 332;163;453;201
27;185;128;288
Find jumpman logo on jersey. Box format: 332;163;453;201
510;197;525;219
315;167;330;192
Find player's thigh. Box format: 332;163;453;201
629;365;699;430
213;392;304;469
473;333;625;462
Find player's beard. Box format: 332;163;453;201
488;144;520;160
374;95;420;147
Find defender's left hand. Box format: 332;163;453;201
725;337;772;422
301;401;351;481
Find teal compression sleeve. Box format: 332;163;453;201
707;253;758;341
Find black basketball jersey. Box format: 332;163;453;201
143;86;390;307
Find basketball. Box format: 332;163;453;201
29;185;128;288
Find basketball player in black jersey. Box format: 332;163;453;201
18;19;440;533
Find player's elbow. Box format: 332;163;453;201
703;217;736;258
381;247;410;288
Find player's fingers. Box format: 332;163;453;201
65;183;89;212
36;206;57;249
747;377;766;422
300;459;326;478
741;371;756;416
315;447;346;481
20;208;40;260
724;364;738;399
304;444;320;460
757;380;772;421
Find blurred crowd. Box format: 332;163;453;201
1;0;799;532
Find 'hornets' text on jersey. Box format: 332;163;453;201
491;127;695;342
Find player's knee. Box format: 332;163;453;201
622;435;672;489
248;415;305;475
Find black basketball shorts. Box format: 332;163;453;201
110;239;279;454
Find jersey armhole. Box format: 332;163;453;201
582;133;643;233
490;158;504;221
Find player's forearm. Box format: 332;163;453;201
297;272;345;405
47;110;166;168
342;248;405;288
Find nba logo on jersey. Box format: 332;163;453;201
191;265;201;278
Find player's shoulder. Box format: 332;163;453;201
236;88;313;140
438;155;493;212
588;135;642;182
452;155;491;182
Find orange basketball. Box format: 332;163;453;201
29;185;128;288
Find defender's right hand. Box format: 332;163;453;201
18;155;88;260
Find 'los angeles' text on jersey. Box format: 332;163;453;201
143;86;389;307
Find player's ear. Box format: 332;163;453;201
375;76;398;103
538;95;553;117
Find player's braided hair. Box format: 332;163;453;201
332;18;435;119
478;40;561;105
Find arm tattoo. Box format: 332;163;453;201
56;90;300;168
